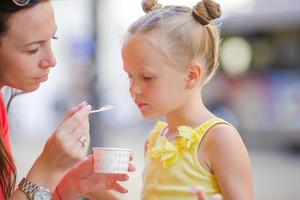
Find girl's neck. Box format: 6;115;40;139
164;93;214;136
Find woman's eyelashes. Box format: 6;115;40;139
27;48;40;55
52;35;59;40
127;74;132;80
26;36;59;55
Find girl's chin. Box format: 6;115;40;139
140;110;161;119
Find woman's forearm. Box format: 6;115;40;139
9;154;65;200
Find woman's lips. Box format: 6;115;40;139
34;74;48;82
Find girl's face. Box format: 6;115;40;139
0;1;57;92
122;35;188;119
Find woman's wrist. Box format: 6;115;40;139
25;154;65;192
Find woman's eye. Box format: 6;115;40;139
28;48;40;55
127;75;132;80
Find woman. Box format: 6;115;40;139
0;0;134;199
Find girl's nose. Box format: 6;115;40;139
129;80;142;96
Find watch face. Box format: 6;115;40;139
33;186;52;200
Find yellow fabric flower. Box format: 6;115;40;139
175;126;200;151
147;121;167;150
149;137;179;168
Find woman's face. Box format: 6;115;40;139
0;1;57;92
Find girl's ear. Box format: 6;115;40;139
185;63;202;89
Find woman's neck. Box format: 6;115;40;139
165;92;214;136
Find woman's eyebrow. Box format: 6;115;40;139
23;26;58;46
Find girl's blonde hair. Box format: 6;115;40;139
127;0;222;83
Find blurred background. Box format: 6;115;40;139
3;0;300;199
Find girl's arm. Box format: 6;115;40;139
198;124;254;200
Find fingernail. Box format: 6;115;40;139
80;101;88;106
87;155;93;161
84;105;92;111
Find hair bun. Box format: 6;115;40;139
141;0;163;13
193;0;222;25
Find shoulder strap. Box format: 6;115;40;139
195;118;233;142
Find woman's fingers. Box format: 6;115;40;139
128;163;135;172
111;182;128;193
111;174;129;182
130;153;134;161
58;104;91;136
63;101;88;122
70;119;90;147
128;154;135;171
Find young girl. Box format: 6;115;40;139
122;0;254;199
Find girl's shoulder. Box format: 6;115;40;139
194;118;235;136
199;118;243;151
198;118;247;166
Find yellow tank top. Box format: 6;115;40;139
141;118;232;200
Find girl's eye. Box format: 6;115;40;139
52;35;59;40
128;75;132;80
28;48;40;55
143;76;152;81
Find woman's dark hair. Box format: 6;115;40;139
0;1;48;198
0;0;47;39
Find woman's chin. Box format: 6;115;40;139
22;83;41;92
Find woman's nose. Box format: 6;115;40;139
40;47;56;68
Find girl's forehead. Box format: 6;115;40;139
123;35;183;73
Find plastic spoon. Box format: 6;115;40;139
90;105;114;114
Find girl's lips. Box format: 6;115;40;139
137;102;147;109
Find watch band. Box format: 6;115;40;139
18;177;38;199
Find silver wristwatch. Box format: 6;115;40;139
18;177;52;200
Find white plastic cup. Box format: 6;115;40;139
93;147;132;174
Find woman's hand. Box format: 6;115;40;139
42;101;91;170
55;155;135;200
26;101;92;190
190;186;223;200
